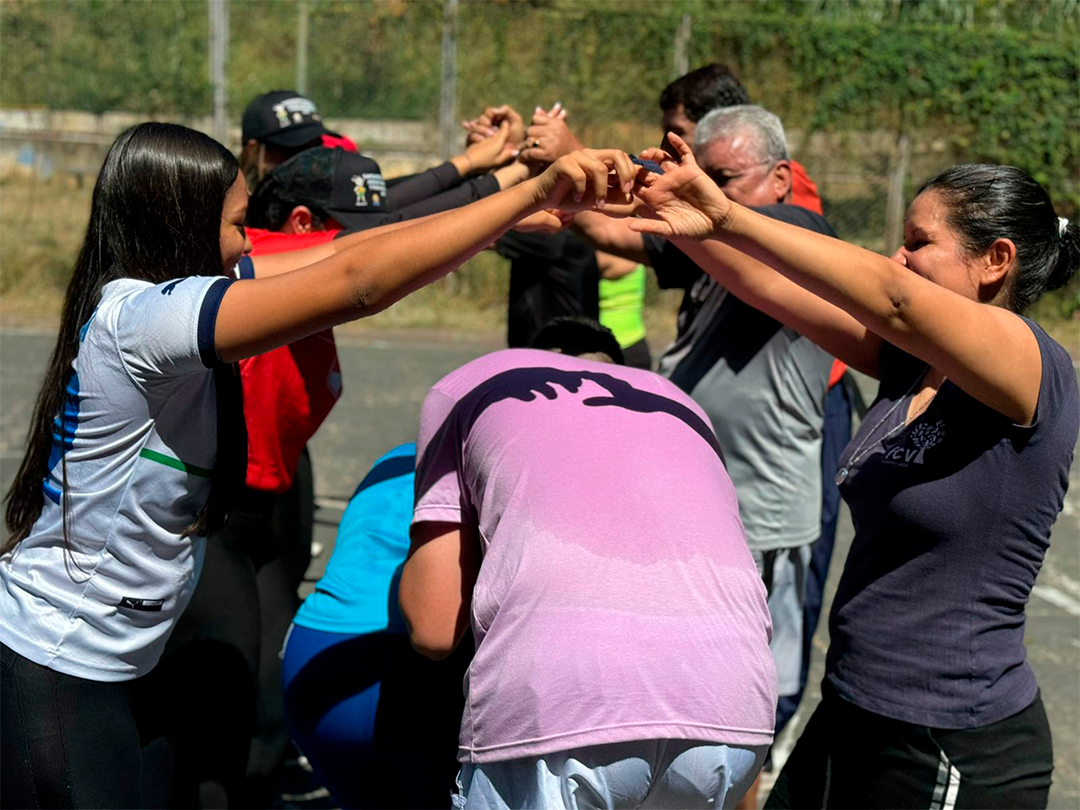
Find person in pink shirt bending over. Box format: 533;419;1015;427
399;317;778;809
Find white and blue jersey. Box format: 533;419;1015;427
0;274;232;681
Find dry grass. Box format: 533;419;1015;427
0;172;91;314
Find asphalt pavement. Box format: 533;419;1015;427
2;326;1078;808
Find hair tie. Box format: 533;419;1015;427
1059;216;1070;238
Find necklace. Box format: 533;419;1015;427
835;366;941;486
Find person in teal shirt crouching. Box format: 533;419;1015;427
281;444;471;809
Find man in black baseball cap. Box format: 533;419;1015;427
239;90;357;186
246;147;393;232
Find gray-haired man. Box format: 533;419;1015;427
659;105;835;729
576;106;841;754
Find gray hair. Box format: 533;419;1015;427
693;104;789;164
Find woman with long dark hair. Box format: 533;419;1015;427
0;121;636;808
627;134;1078;808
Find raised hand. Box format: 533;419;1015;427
462;111;493;146
628;132;734;240
485;104;526;145
531;149;637;215
462;104;526;148
462;120;518;173
521;104;584;166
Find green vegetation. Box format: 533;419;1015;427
3;0;1076;208
0;0;1076;334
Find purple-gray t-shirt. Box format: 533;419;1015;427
828;319;1078;728
413;349;777;762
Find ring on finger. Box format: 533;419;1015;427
531;139;540;148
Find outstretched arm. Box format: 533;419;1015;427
216;149;638;363
571;210;650;265
247;214;448;278
632;134;1042;423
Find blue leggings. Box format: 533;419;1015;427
281;624;472;809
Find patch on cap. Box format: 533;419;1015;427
350;172;387;208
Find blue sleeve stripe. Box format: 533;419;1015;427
237;255;255;279
197;277;235;368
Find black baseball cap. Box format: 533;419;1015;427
253;147;389;228
241;90;331;148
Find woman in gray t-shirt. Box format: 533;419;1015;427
632;134;1078;809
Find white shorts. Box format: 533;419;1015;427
454;739;769;809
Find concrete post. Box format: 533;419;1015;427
208;0;230;145
439;0;460;160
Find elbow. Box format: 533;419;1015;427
399;595;458;661
345;270;388;320
410;636;455;661
880;280;916;333
403;619;457;660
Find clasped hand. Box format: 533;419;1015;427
528;149;638;222
626;133;735;240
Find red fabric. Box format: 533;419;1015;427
828;358;847;389
248;227;339;254
320;133;358;152
790;160;823;216
241;228;344;492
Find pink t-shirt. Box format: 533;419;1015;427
413;349;777;763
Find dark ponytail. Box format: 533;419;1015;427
920;164;1078;313
4;123;241;554
1049;219;1080;295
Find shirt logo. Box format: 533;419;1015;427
161;279;184;295
118;597;165;611
883;419;946;467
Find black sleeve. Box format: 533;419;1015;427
386;162;463;208
332;175;501;236
643;235;702;290
393;174;500;219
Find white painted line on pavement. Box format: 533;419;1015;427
1032;585;1080;617
1050;572;1080;598
315;496;350;511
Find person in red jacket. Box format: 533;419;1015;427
157;134;534;804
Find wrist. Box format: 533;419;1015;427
494;161;529;190
518;176;548;215
710;198;740;238
451;153;474;177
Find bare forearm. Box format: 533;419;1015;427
332;214;444;252
246;216;448;279
714;204;1042;421
349;180;539;314
673;236;881;375
493;161;530;190
216;180;541;361
718;204;924;341
571;211;649;264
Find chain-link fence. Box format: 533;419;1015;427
2;0;1078;318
